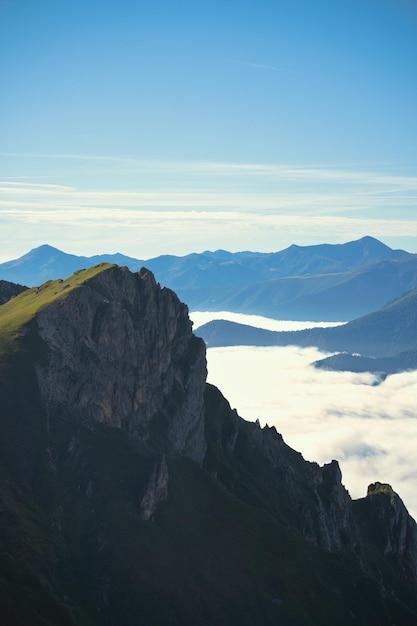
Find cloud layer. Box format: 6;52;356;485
1;156;417;261
191;314;417;520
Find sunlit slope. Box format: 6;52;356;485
0;264;114;360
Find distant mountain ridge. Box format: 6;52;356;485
196;286;417;377
0;244;144;287
1;237;416;320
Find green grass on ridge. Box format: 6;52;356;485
0;264;114;360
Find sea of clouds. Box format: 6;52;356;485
191;312;417;520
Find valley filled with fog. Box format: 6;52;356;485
191;312;417;520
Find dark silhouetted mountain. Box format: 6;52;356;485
1;237;415;320
0;264;416;624
0;279;27;304
314;349;417;378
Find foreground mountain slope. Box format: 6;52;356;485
0;265;416;624
1;237;415;320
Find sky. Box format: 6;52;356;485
1;0;417;261
191;312;417;521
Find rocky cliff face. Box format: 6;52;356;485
34;266;207;462
0;263;417;625
355;482;417;584
203;386;362;553
0;278;27;304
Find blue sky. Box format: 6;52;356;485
1;0;416;260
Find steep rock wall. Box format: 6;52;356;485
34;266;207;462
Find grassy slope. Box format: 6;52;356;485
0;264;113;362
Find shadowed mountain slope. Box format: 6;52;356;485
0;265;416;624
0;279;27;305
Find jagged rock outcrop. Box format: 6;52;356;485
0;263;417;625
34;266;207;462
139;455;169;521
354;482;417;584
0;278;27;304
203;385;361;553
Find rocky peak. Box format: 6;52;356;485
354;482;417;584
203;388;361;552
34;265;207;462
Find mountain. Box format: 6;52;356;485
0;244;144;287
313;349;417;378
143;235;408;292
196;287;417;376
0;264;417;624
0;279;27;305
197;286;417;352
178;253;417;321
1;237;416;320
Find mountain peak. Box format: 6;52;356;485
0;263;115;357
30;243;62;252
25;243;70;259
353;235;393;251
1;264;417;623
6;263;208;462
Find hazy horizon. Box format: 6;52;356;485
0;234;408;266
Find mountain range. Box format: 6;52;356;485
196;286;417;378
1;264;417;624
2;236;417;320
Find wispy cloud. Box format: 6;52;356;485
1;154;417;259
1;175;416;222
1;188;417;261
1;153;417;191
0;152;130;163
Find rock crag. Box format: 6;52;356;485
0;263;416;626
35;266;207;462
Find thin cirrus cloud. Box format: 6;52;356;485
2;201;417;237
1;154;417;259
1;152;417;186
0;163;416;208
1;203;417;263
